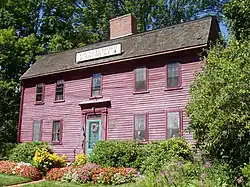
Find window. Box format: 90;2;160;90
36;83;44;102
167;111;182;138
91;73;101;97
33;120;41;142
135;67;147;91
52;120;63;143
134;114;148;141
167;63;180;88
55;80;64;101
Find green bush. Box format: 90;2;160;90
89;138;193;173
186;39;250;169
241;163;250;186
0;143;16;160
89;140;141;168
7;142;50;163
141;138;193;173
138;160;233;187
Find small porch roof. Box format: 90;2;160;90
79;98;111;106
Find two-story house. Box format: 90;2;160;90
18;14;220;160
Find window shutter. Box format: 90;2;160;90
33;120;41;141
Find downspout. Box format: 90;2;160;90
17;82;24;143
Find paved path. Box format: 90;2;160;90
8;179;45;187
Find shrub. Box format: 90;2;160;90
241;163;250;186
89;138;192;173
33;148;67;174
46;166;76;181
0;143;16;160
141;138;193;173
89;140;141;168
73;153;88;166
138;160;233;187
7;142;50;163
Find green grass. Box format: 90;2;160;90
0;174;32;186
23;181;138;187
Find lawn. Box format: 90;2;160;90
23;181;138;187
0;174;32;187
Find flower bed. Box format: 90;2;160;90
46;166;76;181
0;161;17;175
92;167;137;185
0;161;41;180
46;163;138;185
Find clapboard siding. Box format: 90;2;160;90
20;50;202;160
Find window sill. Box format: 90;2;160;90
52;141;62;145
54;100;65;103
164;87;183;91
89;96;103;100
133;90;150;95
34;101;44;105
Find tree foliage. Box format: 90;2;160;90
224;0;250;40
0;80;19;145
186;39;250;167
80;0;227;41
0;29;42;81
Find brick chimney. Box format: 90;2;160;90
110;14;137;39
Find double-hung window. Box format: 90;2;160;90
52;120;63;144
33;120;42;142
91;73;101;97
55;80;64;101
167;111;182;138
36;83;44;102
167;63;181;88
135;67;147;91
134;114;148;141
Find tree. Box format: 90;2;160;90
79;0;227;42
152;0;226;29
224;0;250;40
186;39;250;167
0;28;43;145
0;80;19;147
0;29;42;81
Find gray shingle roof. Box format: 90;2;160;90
20;16;218;80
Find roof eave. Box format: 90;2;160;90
20;43;208;81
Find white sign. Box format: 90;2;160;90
76;44;122;63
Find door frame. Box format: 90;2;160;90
81;107;108;154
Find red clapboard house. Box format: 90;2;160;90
18;14;220;160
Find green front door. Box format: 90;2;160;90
85;119;102;156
